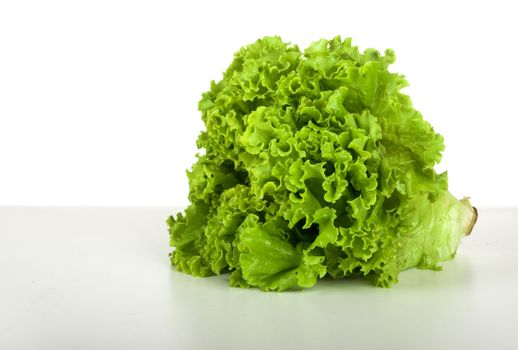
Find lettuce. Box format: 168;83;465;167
168;36;477;291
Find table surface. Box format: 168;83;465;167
1;206;517;350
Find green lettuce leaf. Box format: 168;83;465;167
168;36;477;291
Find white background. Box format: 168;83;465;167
1;0;516;207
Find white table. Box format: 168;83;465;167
1;207;517;350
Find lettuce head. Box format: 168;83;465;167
167;36;477;291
